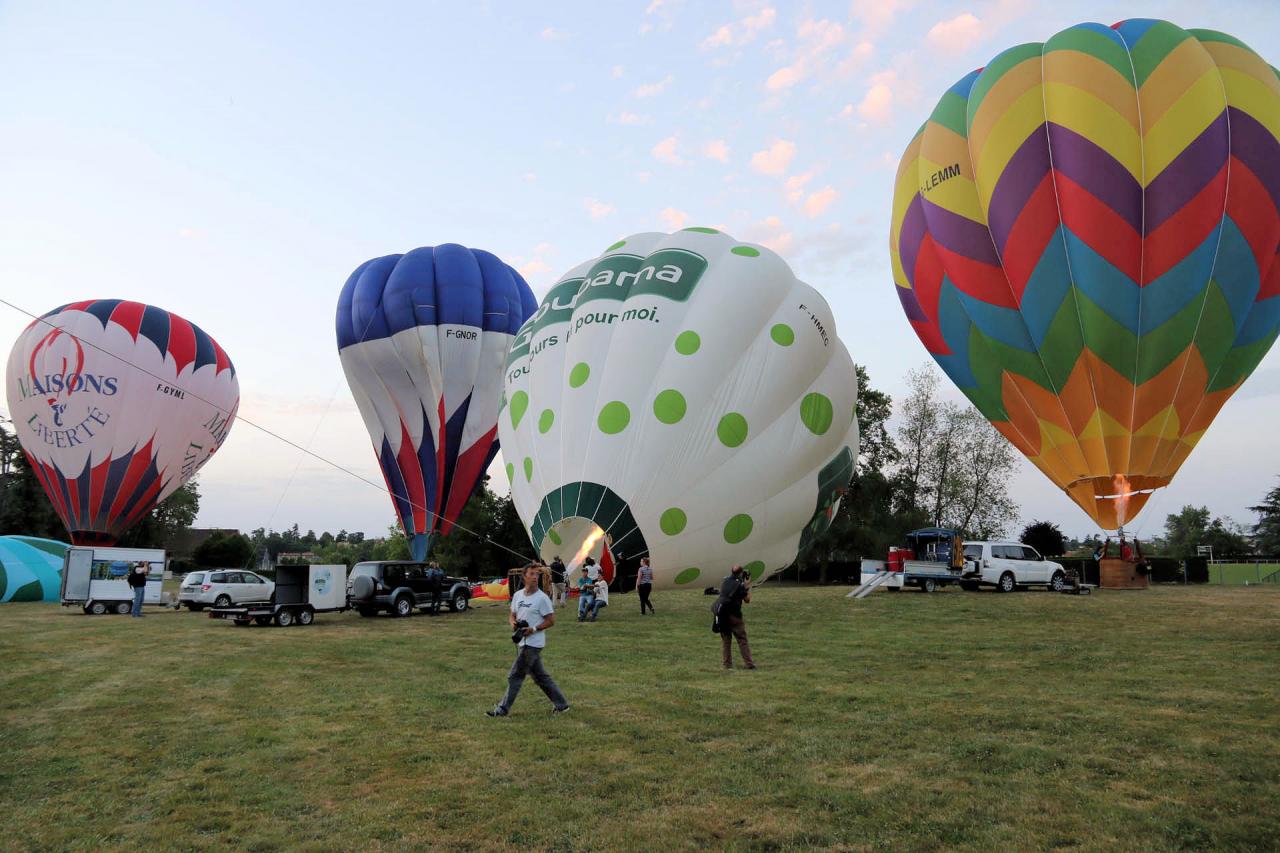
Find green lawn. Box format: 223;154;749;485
1207;563;1280;585
1;585;1278;851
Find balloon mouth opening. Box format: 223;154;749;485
541;518;614;584
69;530;117;547
1066;475;1167;529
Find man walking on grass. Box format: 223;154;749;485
487;565;570;717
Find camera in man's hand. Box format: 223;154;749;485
512;619;530;643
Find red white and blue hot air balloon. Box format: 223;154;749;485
336;245;536;560
5;300;239;544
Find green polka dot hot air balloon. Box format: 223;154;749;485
498;229;859;589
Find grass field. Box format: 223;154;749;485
1;584;1278;851
1206;563;1280;585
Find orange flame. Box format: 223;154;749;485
570;526;605;575
1112;473;1133;527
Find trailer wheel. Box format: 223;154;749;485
297;607;314;626
1050;571;1066;592
275;609;295;627
87;601;108;615
255;616;272;626
393;595;414;618
114;601;132;615
921;578;938;593
997;572;1016;593
450;592;469;612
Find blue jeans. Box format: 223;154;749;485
589;600;607;620
131;586;145;616
578;595;594;618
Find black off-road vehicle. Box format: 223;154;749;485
346;561;472;617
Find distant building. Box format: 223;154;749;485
277;551;319;564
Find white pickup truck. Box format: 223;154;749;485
961;541;1067;592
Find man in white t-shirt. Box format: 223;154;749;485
487;566;570;717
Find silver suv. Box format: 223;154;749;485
179;570;275;611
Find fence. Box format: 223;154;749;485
1206;562;1280;585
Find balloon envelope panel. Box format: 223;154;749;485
889;20;1280;528
499;229;859;590
336;245;536;560
5;301;239;544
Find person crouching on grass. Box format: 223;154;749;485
487;566;570;717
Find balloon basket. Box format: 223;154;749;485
1099;558;1149;590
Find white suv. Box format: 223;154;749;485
961;542;1067;593
179;570;275;611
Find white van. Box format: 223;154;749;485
961;541;1067;592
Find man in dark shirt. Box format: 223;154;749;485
550;556;566;608
716;565;754;669
127;562;148;618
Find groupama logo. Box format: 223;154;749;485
506;248;708;367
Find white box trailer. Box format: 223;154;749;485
208;564;348;627
60;546;166;615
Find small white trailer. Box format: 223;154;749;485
60;546;166;614
209;564;348;627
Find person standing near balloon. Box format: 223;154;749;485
487;565;569;717
715;565;754;669
127;562;148;618
550;556;566;608
636;557;655;615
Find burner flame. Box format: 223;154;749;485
570;526;605;575
1112;473;1133;527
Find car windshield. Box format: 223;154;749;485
350;563;378;579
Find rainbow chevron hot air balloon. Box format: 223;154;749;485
889;19;1280;529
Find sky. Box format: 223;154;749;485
1;0;1278;545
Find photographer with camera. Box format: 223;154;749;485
715;564;755;669
486;565;570;717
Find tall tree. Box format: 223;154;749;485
951;409;1019;537
895;366;939;516
1164;505;1211;557
1021;520;1066;557
1249;478;1280;554
193;531;254;568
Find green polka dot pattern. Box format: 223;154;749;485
674;331;700;355
523;457;533;482
538;409;555;434
505;463;514;481
607;240;626;251
717;413;748;448
509;391;529;429
674;567;701;584
723;514;753;544
800;392;834;435
598;401;630;434
653;389;686;424
770;324;794;346
683;226;720;234
569;363;590;388
744;560;765;580
731;246;760;257
660;507;687;536
548;529;563;546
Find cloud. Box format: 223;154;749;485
857;70;898;124
762;17;848;90
766;65;803;91
751;139;796;176
851;0;915;37
634;75;674;97
540;26;567;41
802;187;838;218
784;171;813;203
743;215;794;255
611;111;651;125
926;13;983;54
652;136;685;165
583;198;615;219
660;207;690;230
703;139;730;162
701;6;776;49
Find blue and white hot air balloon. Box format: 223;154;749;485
336;245;537;560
